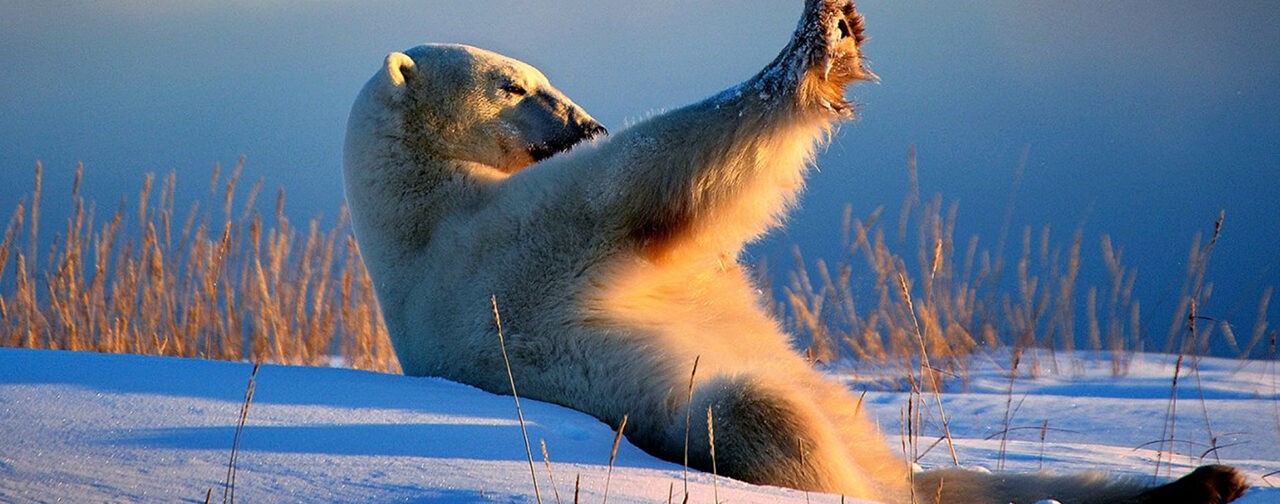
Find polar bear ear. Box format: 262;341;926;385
384;52;418;88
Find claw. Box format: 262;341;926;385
750;0;870;115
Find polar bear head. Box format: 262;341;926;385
345;43;605;176
342;43;606;298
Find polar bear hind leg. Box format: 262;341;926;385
682;374;886;498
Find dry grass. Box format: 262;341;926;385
0;162;398;373
706;407;719;504
682;355;701;503
539;440;564;504
603;414;629;504
219;361;260;504
493;295;543;504
2;157;1271;384
780;151;1272;378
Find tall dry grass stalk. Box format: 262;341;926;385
493;295;543;504
706;407;719;504
681;355;700;502
1155;213;1226;478
603;414;629;504
221;361;260;504
539;440;564;504
0;162;398;372
896;268;959;466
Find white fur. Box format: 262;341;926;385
343;2;1240;503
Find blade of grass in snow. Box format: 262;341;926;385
493;295;542;504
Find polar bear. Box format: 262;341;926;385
342;1;1248;502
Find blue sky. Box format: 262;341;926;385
2;1;1277;350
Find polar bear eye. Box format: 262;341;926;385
500;83;528;97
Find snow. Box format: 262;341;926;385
1;348;1276;503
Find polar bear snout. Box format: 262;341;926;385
516;93;607;162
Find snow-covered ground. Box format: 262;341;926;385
0;347;1276;503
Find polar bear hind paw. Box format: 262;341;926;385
1134;465;1249;504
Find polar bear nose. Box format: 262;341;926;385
529;117;605;162
579;118;607;140
567;103;606;141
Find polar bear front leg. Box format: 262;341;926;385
593;0;874;260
